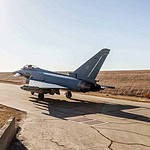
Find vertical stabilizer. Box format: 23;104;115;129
70;48;110;83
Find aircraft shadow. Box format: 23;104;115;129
29;97;150;123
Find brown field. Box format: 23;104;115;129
0;70;150;100
0;104;25;128
0;72;24;85
96;70;150;99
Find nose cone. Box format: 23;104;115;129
13;70;23;77
13;69;31;78
14;73;21;77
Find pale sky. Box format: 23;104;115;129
0;0;150;72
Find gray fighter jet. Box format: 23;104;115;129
14;49;114;99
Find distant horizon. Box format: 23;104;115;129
1;68;150;73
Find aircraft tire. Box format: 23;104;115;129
31;92;34;95
66;91;72;99
38;93;44;100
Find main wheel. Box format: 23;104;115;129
65;91;72;99
38;93;44;100
31;92;34;95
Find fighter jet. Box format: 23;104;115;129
14;48;114;99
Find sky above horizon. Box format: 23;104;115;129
0;0;150;72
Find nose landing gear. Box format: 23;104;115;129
65;91;72;99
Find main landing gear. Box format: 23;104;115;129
38;93;44;100
37;91;72;100
31;92;34;95
65;91;72;99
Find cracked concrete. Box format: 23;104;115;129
91;126;113;150
0;83;150;150
91;126;150;150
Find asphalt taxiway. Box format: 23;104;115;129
0;83;150;150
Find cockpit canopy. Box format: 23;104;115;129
22;65;39;70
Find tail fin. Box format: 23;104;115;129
70;48;110;83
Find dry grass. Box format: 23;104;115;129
0;104;26;128
0;72;24;85
96;70;150;99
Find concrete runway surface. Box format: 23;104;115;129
0;83;150;150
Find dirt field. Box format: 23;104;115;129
0;104;25;128
97;70;150;99
0;70;150;100
0;72;24;85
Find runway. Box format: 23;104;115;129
0;83;150;150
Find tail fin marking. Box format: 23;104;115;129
70;48;110;83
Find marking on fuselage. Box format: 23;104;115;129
43;72;78;80
29;79;67;89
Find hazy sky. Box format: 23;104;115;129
0;0;150;72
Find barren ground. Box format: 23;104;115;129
0;72;24;85
0;104;25;128
96;70;150;99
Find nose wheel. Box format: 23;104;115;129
65;91;72;99
38;93;44;100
